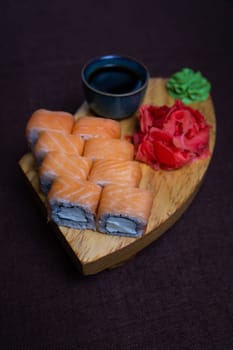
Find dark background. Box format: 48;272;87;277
1;0;233;349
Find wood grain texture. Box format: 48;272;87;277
19;78;216;275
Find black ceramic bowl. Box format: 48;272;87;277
81;55;150;120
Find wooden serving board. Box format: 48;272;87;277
19;78;216;275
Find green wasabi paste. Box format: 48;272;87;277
166;68;211;104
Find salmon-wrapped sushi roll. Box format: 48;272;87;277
39;151;92;194
72;116;121;140
97;184;154;238
25;109;74;148
88;159;142;187
48;176;102;230
34;131;84;166
83;138;134;161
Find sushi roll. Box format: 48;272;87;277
97;184;154;238
72;116;121;140
47;176;102;230
39;151;92;194
88;159;142;187
25;109;74;149
83;138;134;161
34;131;84;166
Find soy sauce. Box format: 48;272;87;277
88;66;143;94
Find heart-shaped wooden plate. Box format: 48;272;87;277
19;78;216;275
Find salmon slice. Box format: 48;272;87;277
34;131;84;166
83;138;134;161
88;159;142;187
48;176;102;230
72;116;121;140
25;109;74;148
39;151;92;194
97;184;154;237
